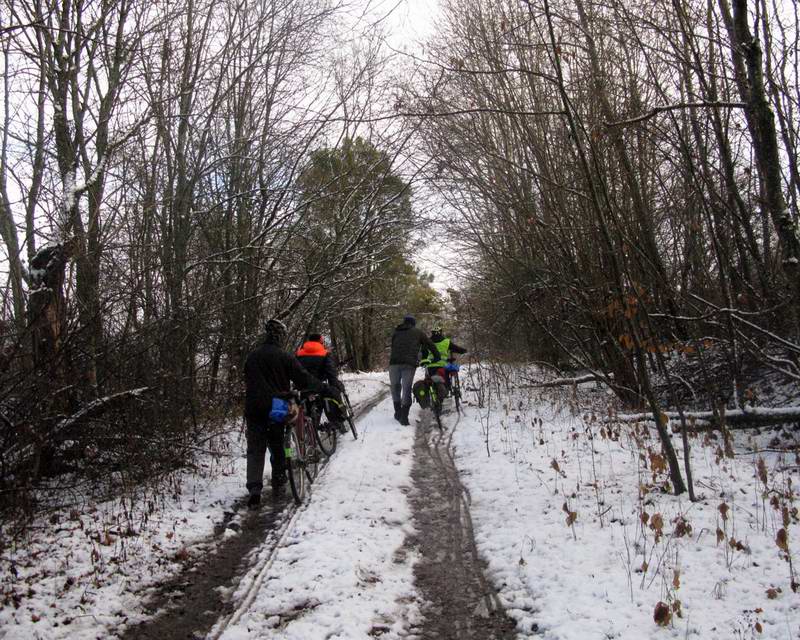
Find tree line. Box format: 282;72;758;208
404;0;800;496
0;0;439;512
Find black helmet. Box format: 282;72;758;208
264;318;288;345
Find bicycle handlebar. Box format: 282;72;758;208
273;389;320;402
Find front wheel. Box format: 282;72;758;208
316;417;337;457
343;393;358;440
285;428;305;504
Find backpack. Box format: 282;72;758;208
412;380;430;408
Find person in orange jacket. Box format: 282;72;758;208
296;333;347;434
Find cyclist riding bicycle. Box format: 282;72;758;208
243;319;332;509
420;325;467;394
296;332;347;435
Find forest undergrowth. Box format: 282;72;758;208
463;359;800;636
0;424;240;635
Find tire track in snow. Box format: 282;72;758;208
406;404;519;639
208;388;390;639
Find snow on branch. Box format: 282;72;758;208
6;387;150;463
610;405;800;429
54;387;150;433
522;373;608;388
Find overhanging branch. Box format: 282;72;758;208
605;101;747;128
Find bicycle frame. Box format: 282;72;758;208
422;367;445;430
282;393;323;504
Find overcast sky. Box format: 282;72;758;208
381;0;439;47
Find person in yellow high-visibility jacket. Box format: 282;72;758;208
420;325;467;393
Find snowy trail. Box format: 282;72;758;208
216;393;423;640
119;382;394;640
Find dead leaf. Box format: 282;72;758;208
757;457;768;485
653;601;671;626
766;587;781;599
718;503;729;522
776;528;789;552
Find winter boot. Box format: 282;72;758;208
399;404;411;426
393;400;402;422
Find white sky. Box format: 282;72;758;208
382;0;440;46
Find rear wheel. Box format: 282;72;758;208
302;417;320;482
316;413;337;457
452;374;461;413
431;384;443;431
285;428;305;504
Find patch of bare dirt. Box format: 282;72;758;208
405;410;523;639
117;496;292;640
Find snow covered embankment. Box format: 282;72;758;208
450;366;800;639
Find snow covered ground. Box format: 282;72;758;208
214;390;421;640
450;365;800;639
3;365;800;639
0;373;391;640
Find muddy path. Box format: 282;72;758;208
117;388;389;640
405;409;521;640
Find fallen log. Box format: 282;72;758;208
5;386;151;464
610;405;800;430
522;373;610;388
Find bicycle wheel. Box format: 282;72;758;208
316;411;337;457
452;373;461;413
302;417;320;483
431;385;443;431
343;392;358;440
285;428;305;504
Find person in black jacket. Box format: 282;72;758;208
389;315;440;425
296;333;346;434
244;319;327;508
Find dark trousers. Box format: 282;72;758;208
246;417;285;495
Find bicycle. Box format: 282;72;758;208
341;389;358;439
280;390;324;504
312;394;337;457
421;366;446;431
333;361;358;440
445;358;462;414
